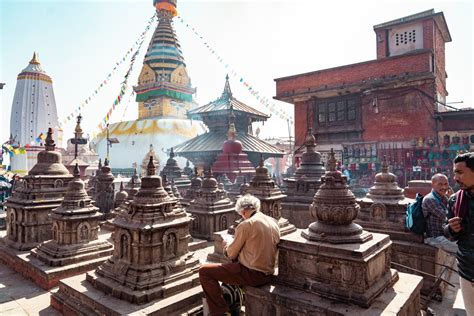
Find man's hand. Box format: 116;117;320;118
448;217;463;233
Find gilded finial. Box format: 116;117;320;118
147;155;156;176
327;148;337;171
305;128;316;148
221;74;233;100
75;114;83;137
29;52;40;65
45;128;55;151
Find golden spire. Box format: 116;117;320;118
29;52;40;65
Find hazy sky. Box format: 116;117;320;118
1;0;472;145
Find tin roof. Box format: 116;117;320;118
174;131;284;157
187;76;270;121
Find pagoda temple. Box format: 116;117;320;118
90;0;206;172
174;75;284;168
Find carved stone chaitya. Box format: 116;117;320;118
5;128;73;250
245;149;423;315
355;157;453;296
246;156;295;236
186;169;237;240
31;164;113;266
52;156;203;314
181;167;202;207
86;158;101;196
125;165;141;200
93;158;115;216
208;157;295;263
160;147;191;196
282;129;326;228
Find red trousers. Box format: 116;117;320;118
199;262;272;316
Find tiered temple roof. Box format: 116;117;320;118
174;76;284;167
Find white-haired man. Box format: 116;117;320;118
199;194;280;316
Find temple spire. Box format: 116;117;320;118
29;52;40;65
221;74;232;100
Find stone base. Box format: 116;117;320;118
245;272;423;316
391;240;457;298
278;230;396;307
0;237;112;290
31;239;113;267
51;273;203;316
189;237;208;252
207;231;232;263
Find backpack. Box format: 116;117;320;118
405;193;426;235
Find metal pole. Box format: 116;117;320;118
106;124;110;161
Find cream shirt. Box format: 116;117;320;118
224;212;280;275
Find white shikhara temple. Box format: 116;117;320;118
9;53;61;147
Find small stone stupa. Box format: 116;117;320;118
355;157;452;297
93;158;115;217
30;164;113;288
211;108;255;182
245;156;295;236
125;165;141;200
4;128;73;250
52;156;203;314
282;129;325;228
245;149;423;315
160;147;191;195
181;167;202;207
86;158;101;196
208;156;295;263
186;168;236;240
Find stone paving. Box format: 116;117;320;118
0;231;468;315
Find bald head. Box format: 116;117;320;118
431;173;449;197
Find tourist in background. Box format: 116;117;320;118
444;152;474;316
199;194;280;316
422;173;457;253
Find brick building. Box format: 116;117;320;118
275;9;473;187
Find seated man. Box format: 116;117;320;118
199;194;280;316
422;173;457;254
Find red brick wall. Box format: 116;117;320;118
362;85;437;142
294;101;310;146
440;115;474;131
376;29;387;59
276;51;432;97
433;22;447;96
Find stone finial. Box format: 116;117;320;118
98;158;102;170
73;163;80;178
327;148;337;171
194;166;198;177
186;160;190;168
169;147;175;159
259;154;264;168
304;128;316;149
381;155;389;173
120;181;124;191
227;105;237;141
147;155;156;176
45;128;55;151
75;114;83;138
104;158;109;167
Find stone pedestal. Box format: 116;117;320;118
282;129;325;228
246;271;422;316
